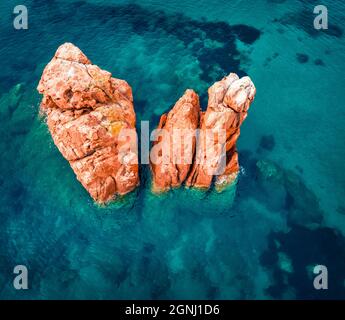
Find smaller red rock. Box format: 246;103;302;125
186;73;256;190
150;89;200;193
151;73;256;193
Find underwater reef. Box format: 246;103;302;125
37;43;139;204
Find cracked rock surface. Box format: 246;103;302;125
38;43;139;204
151;73;256;193
150;89;200;192
186;73;256;191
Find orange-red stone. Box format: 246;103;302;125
38;43;139;204
151;73;256;192
150;89;200;192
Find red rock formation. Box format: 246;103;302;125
38;43;139;204
150;89;200;192
151;73;256;193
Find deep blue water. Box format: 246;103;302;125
0;0;345;299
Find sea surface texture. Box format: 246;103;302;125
0;0;344;299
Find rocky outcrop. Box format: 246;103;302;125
187;73;256;191
38;43;139;204
151;73;256;192
150;89;200;192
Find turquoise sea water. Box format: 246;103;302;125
0;0;345;299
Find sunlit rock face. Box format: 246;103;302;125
187;73;256;191
151;73;256;193
38;43;139;204
150;89;200;193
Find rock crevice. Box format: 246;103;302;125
151;73;256;193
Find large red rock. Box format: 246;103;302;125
38;43;139;204
150;89;200;192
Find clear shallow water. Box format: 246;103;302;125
0;0;344;299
